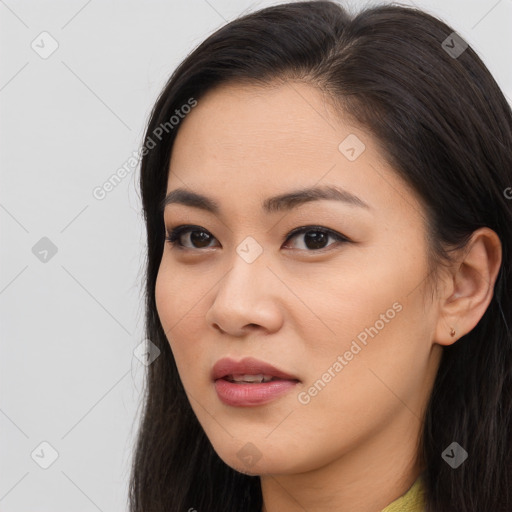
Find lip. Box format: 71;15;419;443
211;357;299;381
212;357;300;407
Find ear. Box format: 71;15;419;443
434;227;502;346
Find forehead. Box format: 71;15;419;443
184;81;341;140
169;81;361;180
166;81;424;222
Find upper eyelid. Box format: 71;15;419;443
166;224;343;237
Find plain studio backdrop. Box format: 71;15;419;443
0;0;510;510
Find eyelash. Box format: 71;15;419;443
164;224;350;252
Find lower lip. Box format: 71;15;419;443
214;378;298;406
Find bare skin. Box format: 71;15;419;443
154;81;502;512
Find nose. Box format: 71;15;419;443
204;249;284;337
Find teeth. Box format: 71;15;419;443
229;374;274;383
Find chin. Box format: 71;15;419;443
210;439;309;477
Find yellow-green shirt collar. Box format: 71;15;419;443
381;475;425;512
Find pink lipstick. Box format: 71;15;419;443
212;357;299;407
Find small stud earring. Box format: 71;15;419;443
449;327;456;337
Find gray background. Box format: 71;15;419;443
1;0;510;510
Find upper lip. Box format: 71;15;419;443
211;357;299;381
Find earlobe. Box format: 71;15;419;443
434;227;502;347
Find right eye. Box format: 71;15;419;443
165;225;218;250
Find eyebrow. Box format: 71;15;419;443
160;185;370;214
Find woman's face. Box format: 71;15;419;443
155;81;443;476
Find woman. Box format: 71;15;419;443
129;2;512;510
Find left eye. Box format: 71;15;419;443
165;225;349;251
283;226;349;251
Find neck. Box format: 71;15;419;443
260;407;424;512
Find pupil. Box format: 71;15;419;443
305;231;327;249
191;231;211;248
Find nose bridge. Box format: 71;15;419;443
218;236;269;303
206;236;283;334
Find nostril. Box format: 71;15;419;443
213;323;226;334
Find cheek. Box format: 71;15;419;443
155;257;203;332
154;260;210;385
295;235;433;398
299;246;423;358
154;263;175;336
287;285;424;436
